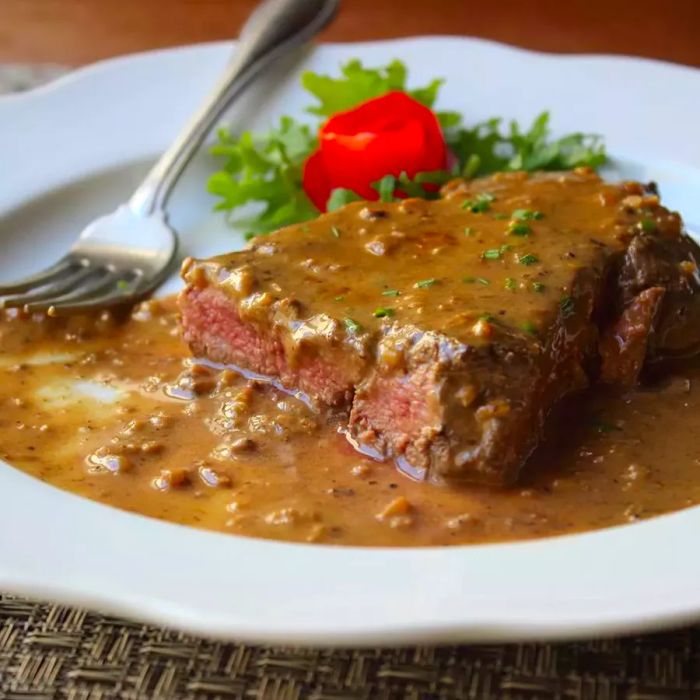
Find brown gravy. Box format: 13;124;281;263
1;297;699;547
198;170;672;346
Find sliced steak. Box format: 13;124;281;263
179;283;367;406
179;168;700;485
599;286;665;386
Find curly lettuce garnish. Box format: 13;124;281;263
208;59;606;238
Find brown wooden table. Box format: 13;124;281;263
1;0;700;68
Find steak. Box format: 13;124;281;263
180;168;700;485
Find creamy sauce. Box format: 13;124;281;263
191;170;677;344
1;298;699;546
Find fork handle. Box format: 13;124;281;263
128;0;339;217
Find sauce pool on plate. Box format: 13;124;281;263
0;297;699;546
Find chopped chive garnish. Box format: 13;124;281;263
521;321;537;334
482;244;512;260
464;226;474;236
117;280;129;290
508;222;532;236
512;209;544;221
532;282;545;293
478;313;494;321
463;276;490;285
373;307;395;318
330;225;341;238
518;253;539;266
344;318;361;333
505;277;516;291
382;289;400;297
334;295;345;301
560;295;575;317
415;278;438;288
493;213;508;220
640;218;656;232
461;192;495;213
482;248;501;260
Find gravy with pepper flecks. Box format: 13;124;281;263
0;297;699;546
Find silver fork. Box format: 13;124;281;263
0;0;338;316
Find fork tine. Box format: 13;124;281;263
0;256;80;296
23;268;119;312
1;265;97;309
45;280;141;316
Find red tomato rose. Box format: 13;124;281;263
302;91;448;211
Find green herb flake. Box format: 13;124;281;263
334;295;345;302
508;222;532;237
462;153;481;178
461;192;495;213
505;277;516;291
478;313;494;322
463;276;490;285
532;282;545;293
330;225;341;239
482;244;511;260
474;192;495;212
464;226;474;236
397;169;452;200
493;213;508;220
560;295;575;317
327;188;362;212
344;318;361;333
373;307;395;318
117;280;129;291
640;218;656;233
382;289;401;297
521;320;537;334
415;278;438;288
372;174;397;203
512;208;544;221
518;253;539;266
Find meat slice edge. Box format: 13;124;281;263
180;284;367;407
349;266;601;485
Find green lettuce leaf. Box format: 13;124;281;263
207;117;318;238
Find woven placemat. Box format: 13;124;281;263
1;65;700;700
1;593;699;700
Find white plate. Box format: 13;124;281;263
1;38;700;646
